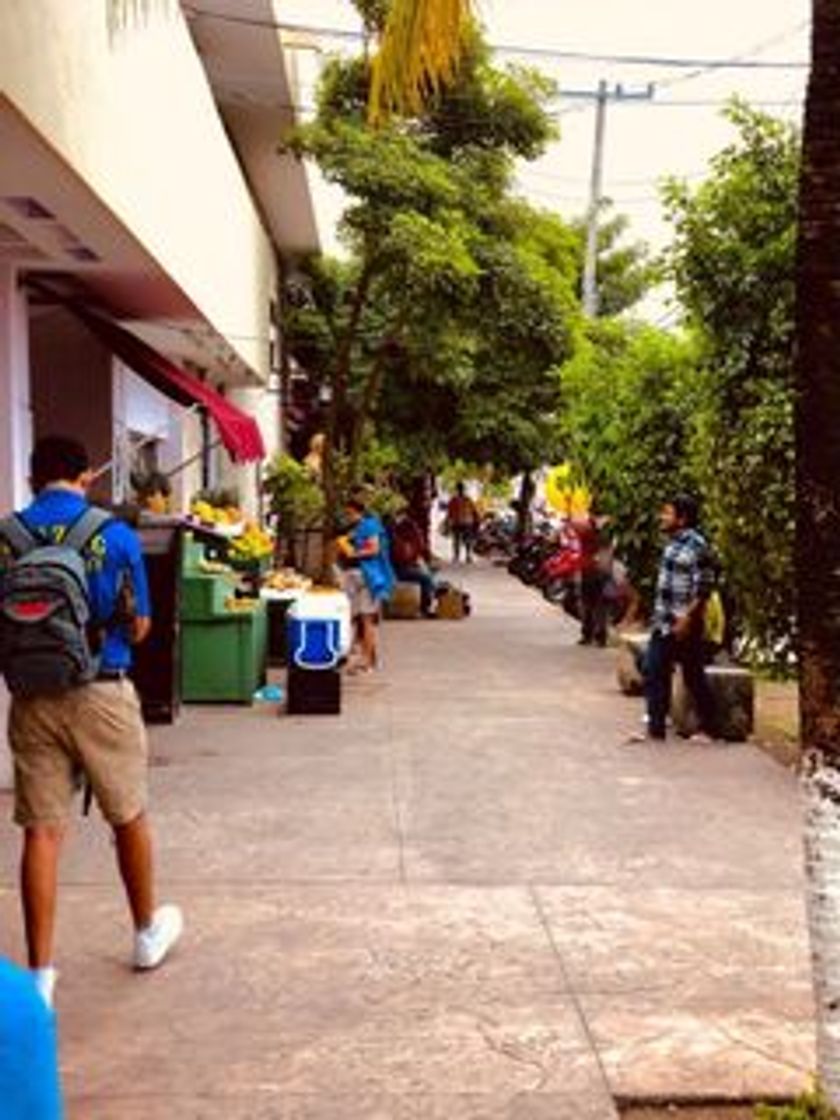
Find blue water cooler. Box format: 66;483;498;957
286;593;350;714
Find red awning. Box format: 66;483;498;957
45;296;265;464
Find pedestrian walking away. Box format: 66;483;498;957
446;482;479;564
632;493;719;743
0;436;183;1010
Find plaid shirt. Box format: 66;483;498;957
652;527;714;636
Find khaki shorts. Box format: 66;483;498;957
9;678;148;828
342;569;378;617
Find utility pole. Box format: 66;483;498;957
580;81;655;318
582;80;608;317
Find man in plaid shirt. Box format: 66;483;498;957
642;494;719;741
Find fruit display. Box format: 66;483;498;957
224;596;259;613
263;568;313;593
229;521;274;562
189;499;245;535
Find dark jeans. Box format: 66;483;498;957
452;526;474;563
394;565;436;614
645;630;718;739
580;571;608;645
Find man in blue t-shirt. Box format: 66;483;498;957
1;437;183;1010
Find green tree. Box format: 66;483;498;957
374;200;579;477
286;27;578;519
663;101;799;663
559;320;700;605
569;204;654;318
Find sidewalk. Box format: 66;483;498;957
0;564;814;1119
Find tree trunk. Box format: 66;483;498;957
515;471;535;543
347;350;388;486
795;2;840;1105
318;264;377;582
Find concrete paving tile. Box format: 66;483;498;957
0;565;813;1114
578;997;815;1100
3;884;569;1006
67;1091;619;1119
4;885;607;1106
536;886;814;1005
59;983;604;1101
400;832;801;890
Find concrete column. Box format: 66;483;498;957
0;264;31;790
221;385;277;519
0;265;32;509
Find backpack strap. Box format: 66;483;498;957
62;507;113;555
0;514;41;558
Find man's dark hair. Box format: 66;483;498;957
346;497;366;515
30;436;90;493
132;470;172;499
671;493;699;528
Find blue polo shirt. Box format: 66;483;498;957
0;958;63;1118
19;488;151;672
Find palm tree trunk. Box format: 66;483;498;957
795;1;840;1105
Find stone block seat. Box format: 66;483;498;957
616;630;649;696
383;582;422;620
672;663;755;742
616;631;755;742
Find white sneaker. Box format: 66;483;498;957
31;966;58;1010
133;904;183;971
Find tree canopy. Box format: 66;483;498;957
663;101;799;661
285;22;580;484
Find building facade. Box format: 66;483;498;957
0;0;321;784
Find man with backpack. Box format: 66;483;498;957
0;436;182;1010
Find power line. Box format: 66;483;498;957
600;97;805;108
183;6;809;71
519;167;709;186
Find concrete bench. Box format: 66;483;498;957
616;632;755;742
672;663;755;742
616;630;649;696
383;582;422;620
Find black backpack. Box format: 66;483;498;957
0;507;112;697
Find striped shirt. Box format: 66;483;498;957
652;527;714;636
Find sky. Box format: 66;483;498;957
280;0;811;323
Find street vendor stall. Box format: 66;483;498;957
178;498;320;701
179;523;268;704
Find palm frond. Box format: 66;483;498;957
369;0;474;124
106;0;173;36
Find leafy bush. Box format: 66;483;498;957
663;101;798;668
755;1085;835;1119
559;319;700;609
263;455;324;551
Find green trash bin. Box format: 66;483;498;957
181;605;267;703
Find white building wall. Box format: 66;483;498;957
0;0;275;381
